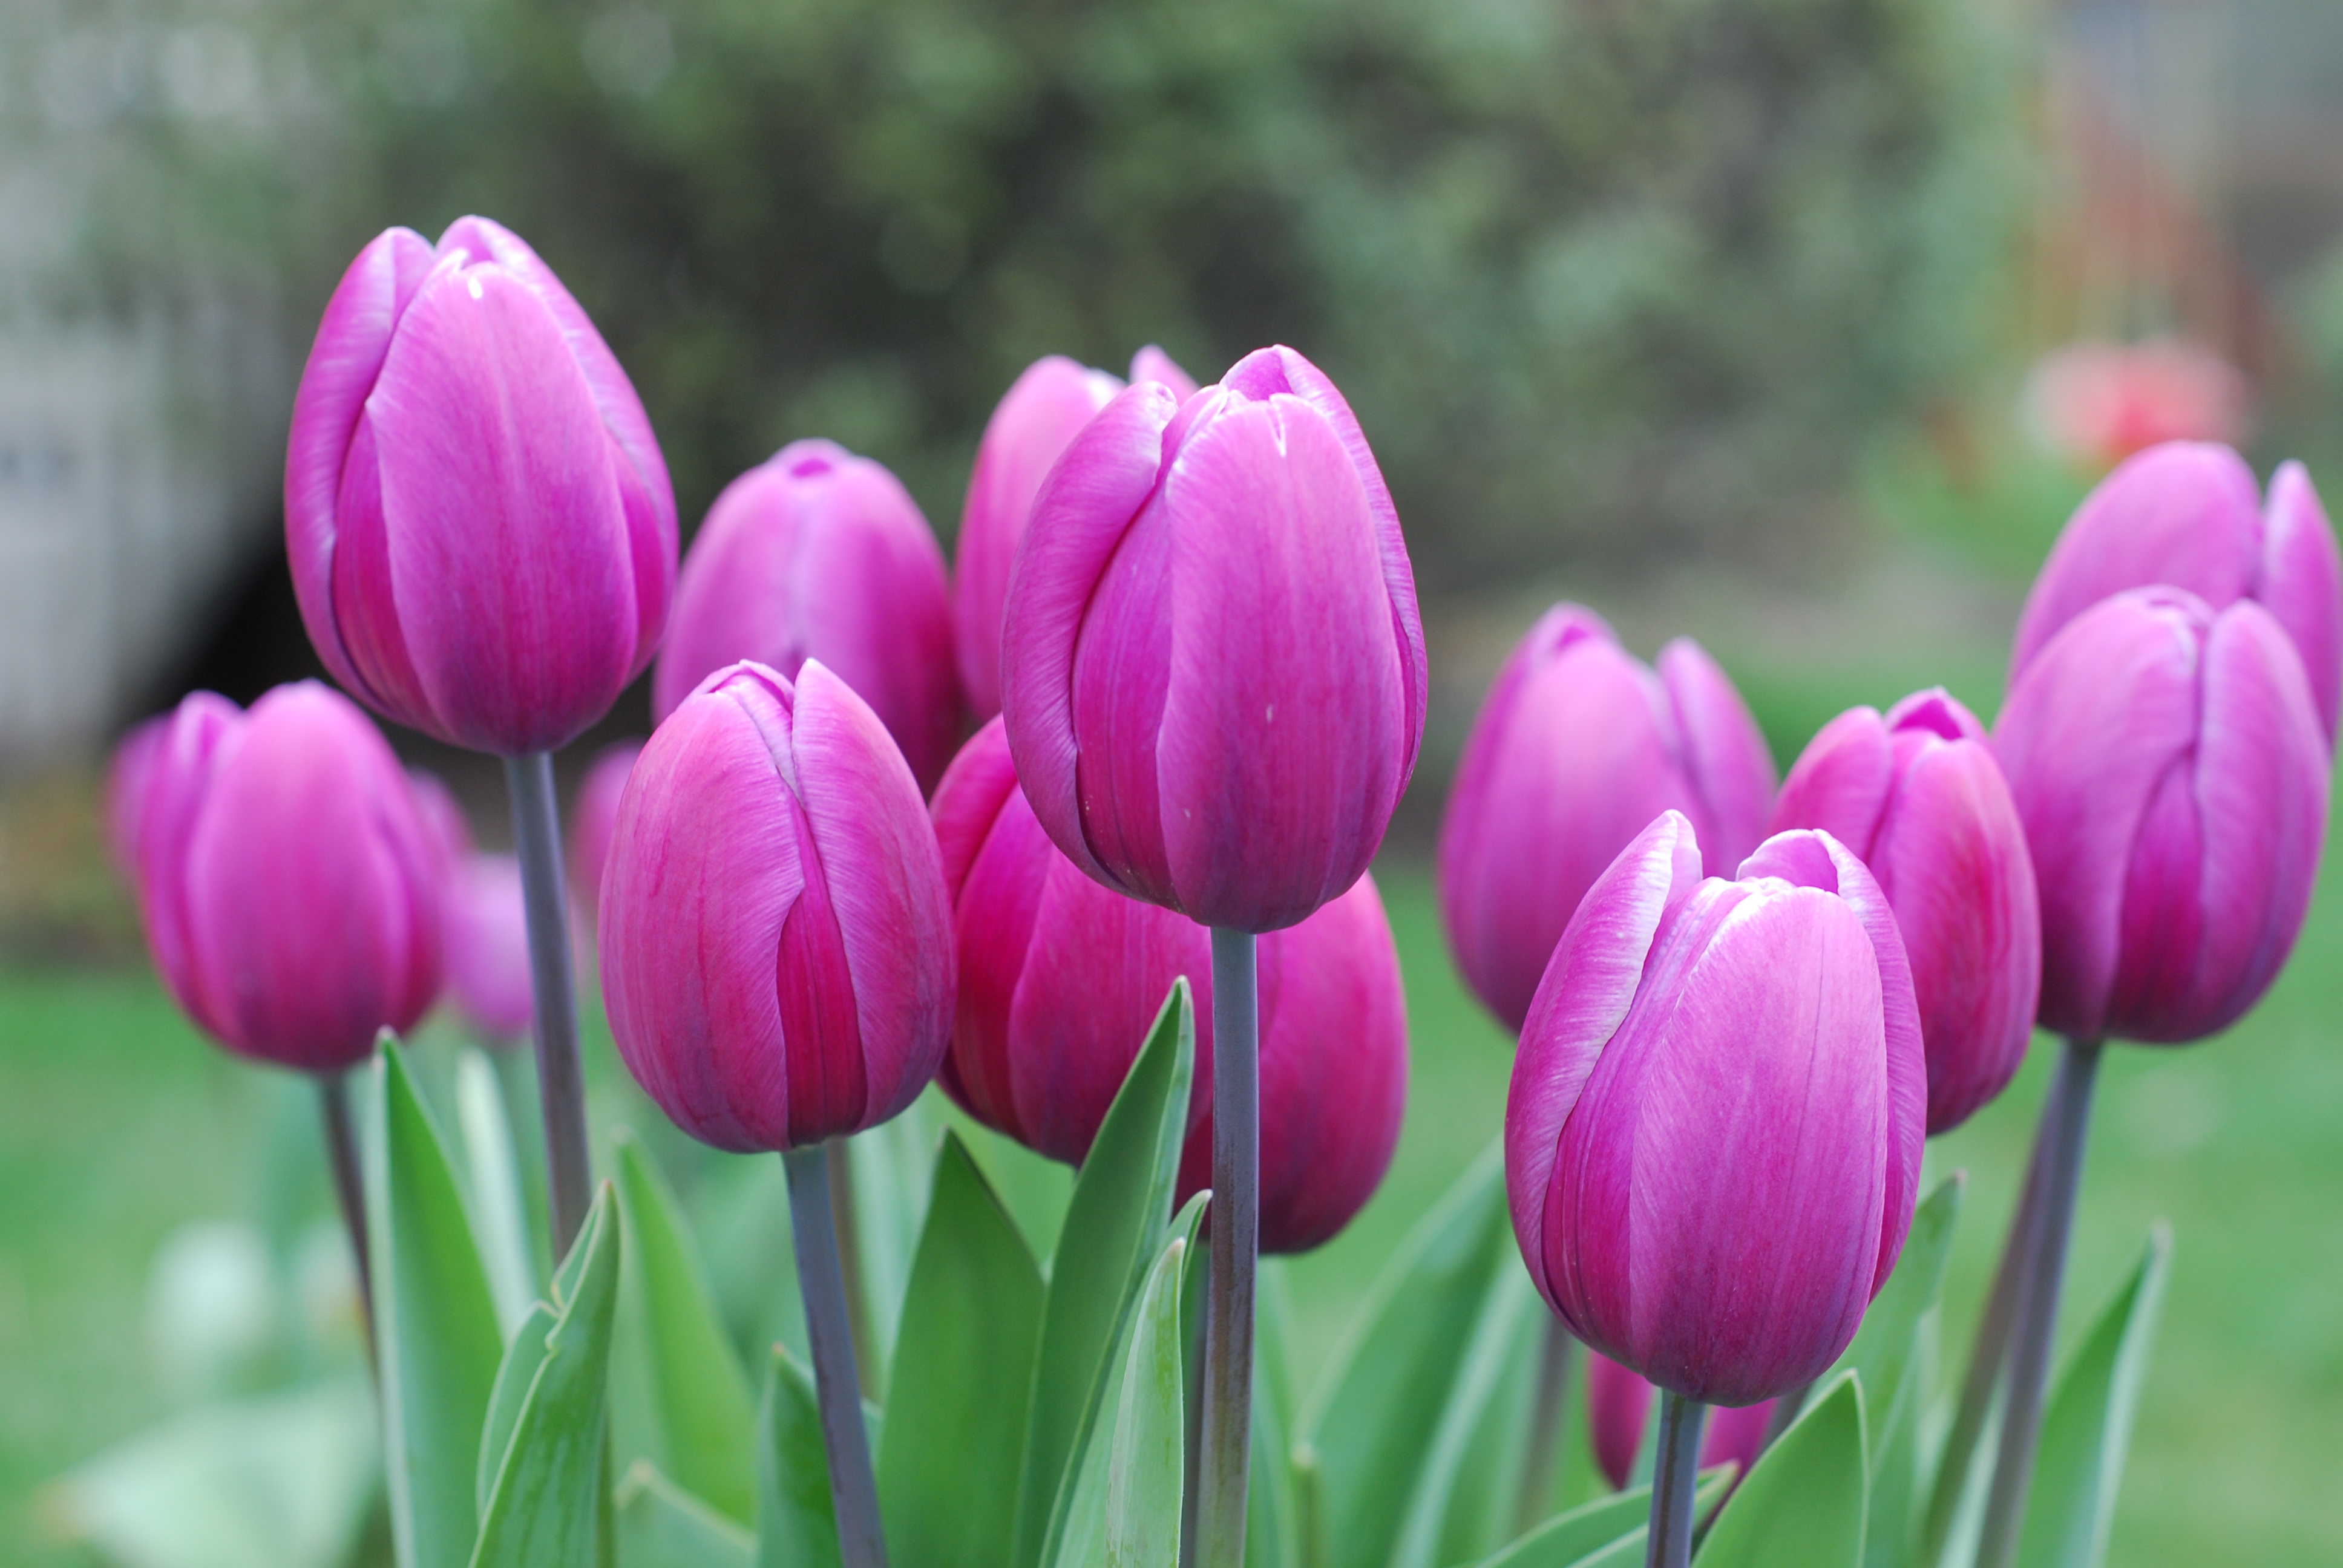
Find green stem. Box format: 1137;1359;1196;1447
782;1145;890;1568
1645;1391;1705;1568
1195;928;1259;1568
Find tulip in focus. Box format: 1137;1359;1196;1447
1585;1350;1775;1492
443;854;535;1044
1440;604;1776;1030
567;739;641;928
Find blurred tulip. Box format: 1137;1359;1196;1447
2024;339;2250;472
932;720;1406;1252
1507;812;1925;1406
285;216;677;756
567;739;641;926
1585;1349;1776;1492
2009;442;2341;742
600;660;954;1151
654;439;959;791
104;715;168;875
1769;689;2039;1132
444;853;534;1044
405;767;474;880
1439;604;1776;1031
1000;344;1426;933
1994;588;2328;1044
132;682;444;1073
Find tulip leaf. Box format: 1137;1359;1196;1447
1298;1141;1512;1568
2013;1224;2172;1568
844;1093;945;1394
615;1461;754;1568
755;1345;842;1568
1012;979;1198;1568
367;1036;506;1568
1468;1468;1734;1567
479;1303;559;1520
1247;1261;1302;1568
877;1129;1047;1566
455;1047;542;1341
1389;1261;1546;1568
471;1184;623;1568
1694;1370;1867;1568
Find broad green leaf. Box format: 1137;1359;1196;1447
946;1098;1077;1263
1247;1261;1302;1568
1389;1262;1544;1568
755;1346;842;1568
368;1036;506;1568
454;1047;540;1339
472;1184;624;1568
1299;1142;1511;1568
1471;1469;1734;1568
877;1130;1047;1566
611;1129;758;1524
1013;980;1197;1568
2013;1224;2172;1568
615;1461;754;1568
479;1304;559;1518
1696;1371;1868;1568
691;1155;807;1368
845;1094;944;1393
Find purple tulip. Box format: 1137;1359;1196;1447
442;853;534;1044
567;739;642;927
1994;588;2329;1044
104;715;169;875
1769;689;2040;1132
2010;442;2342;742
1507;812;1926;1407
1438;604;1777;1031
654;439;959;791
285;216;678;756
1000;345;1427;934
1585;1349;1775;1492
406;768;474;877
599;660;954;1152
932;719;1407;1252
131;682;444;1074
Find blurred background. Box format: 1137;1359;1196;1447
4;0;2342;1563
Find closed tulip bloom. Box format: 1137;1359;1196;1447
285;216;678;755
1001;345;1426;933
932;720;1406;1252
1995;588;2329;1044
566;739;641;926
1769;689;2039;1132
600;660;954;1151
2010;442;2342;742
105;715;169;875
1439;605;1777;1031
132;682;444;1073
1585;1350;1776;1492
444;854;534;1044
654;440;958;791
1507;812;1926;1406
406;768;474;879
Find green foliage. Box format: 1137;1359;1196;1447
754;1348;842;1568
1697;1371;1869;1568
1470;1469;1734;1568
615;1462;754;1568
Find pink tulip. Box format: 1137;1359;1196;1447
131;683;444;1073
1000;344;1426;933
599;660;954;1151
285;216;678;756
1769;689;2039;1132
442;853;534;1044
566;739;642;926
405;768;474;879
104;715;169;875
1585;1350;1776;1492
1994;588;2329;1044
1438;604;1777;1031
654;440;958;791
2009;442;2341;742
1506;812;1926;1406
932;719;1406;1252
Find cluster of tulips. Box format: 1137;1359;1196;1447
102;212;2333;1568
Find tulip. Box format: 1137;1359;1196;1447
1438;604;1776;1031
2009;442;2341;742
654;439;958;791
1585;1350;1775;1492
932;719;1406;1253
444;854;534;1044
104;715;168;875
406;768;474;877
1768;688;2039;1132
567;739;642;927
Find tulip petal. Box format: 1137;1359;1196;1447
1067;489;1179;904
134;693;248;1040
1767;705;1893;859
932;719;1022;902
945;787;1058;1140
1886;687;1988;745
1129;345;1199;400
2255;461;2342;744
1657;638;1778;872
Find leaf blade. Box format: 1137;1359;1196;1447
1694;1371;1868;1568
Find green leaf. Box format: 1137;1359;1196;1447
1013;979;1198;1568
1470;1469;1735;1568
615;1462;754;1568
755;1346;842;1568
1389;1263;1545;1568
479;1304;559;1520
877;1129;1047;1566
1696;1370;1868;1568
472;1184;624;1568
611;1129;758;1524
454;1047;540;1340
844;1093;944;1394
1247;1261;1302;1568
367;1036;506;1568
2013;1224;2172;1568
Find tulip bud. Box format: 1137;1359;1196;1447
933;720;1406;1252
1994;588;2329;1044
1585;1349;1776;1492
1439;606;1776;1031
654;440;958;791
1000;345;1427;933
2010;442;2342;742
131;683;444;1073
1769;689;2039;1132
600;660;954;1151
566;739;642;928
105;715;169;875
285;216;678;756
1507;812;1926;1406
443;853;534;1044
405;768;474;880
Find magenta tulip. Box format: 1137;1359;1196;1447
285;216;677;756
1507;812;1926;1406
599;660;954;1151
567;739;642;927
131;682;444;1074
2010;442;2342;742
932;719;1406;1252
1585;1350;1775;1492
443;853;534;1044
1439;604;1777;1031
1000;344;1426;933
406;768;474;877
1994;588;2329;1044
105;715;168;874
654;439;958;791
1769;688;2039;1132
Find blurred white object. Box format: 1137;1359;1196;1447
145;1221;274;1400
2023;338;2251;470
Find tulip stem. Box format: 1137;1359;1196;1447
317;1071;376;1371
1515;1318;1579;1533
782;1145;891;1568
1646;1390;1705;1568
504;751;594;1258
825;1138;877;1395
1197;927;1259;1568
1974;1037;2103;1568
